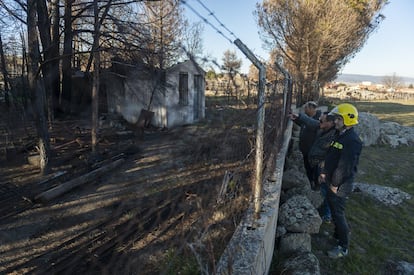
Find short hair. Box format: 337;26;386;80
305;101;318;109
326;114;336;122
320;112;335;122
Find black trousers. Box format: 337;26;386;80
327;188;350;249
302;153;314;182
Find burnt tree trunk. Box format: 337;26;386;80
91;0;100;154
28;0;51;174
88;0;112;153
37;0;61;123
0;34;11;108
35;158;125;203
51;0;61;116
19;31;30;109
61;0;73;114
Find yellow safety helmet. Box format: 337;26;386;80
329;103;359;126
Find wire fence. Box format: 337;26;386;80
0;72;293;274
0;0;296;272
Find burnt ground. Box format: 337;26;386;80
0;104;263;274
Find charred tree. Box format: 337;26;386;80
37;0;61;122
61;0;73;114
27;0;51;174
91;0;101;154
0;34;11;108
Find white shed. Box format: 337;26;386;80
105;60;205;128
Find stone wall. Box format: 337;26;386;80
216;120;293;274
272;125;323;274
216;108;414;274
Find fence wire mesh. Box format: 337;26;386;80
0;79;290;274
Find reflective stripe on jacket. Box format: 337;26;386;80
322;127;363;197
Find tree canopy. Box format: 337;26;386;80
256;0;388;102
221;49;242;74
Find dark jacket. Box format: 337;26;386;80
322;127;363;197
308;126;337;166
294;110;321;155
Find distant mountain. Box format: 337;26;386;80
335;73;414;85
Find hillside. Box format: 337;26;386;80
335;73;414;85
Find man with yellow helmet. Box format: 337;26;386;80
319;103;363;259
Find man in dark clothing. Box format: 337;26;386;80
308;112;336;220
319;103;363;259
290;101;321;185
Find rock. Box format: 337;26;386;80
355;112;414;147
380;134;409;147
379;121;414;147
279;233;312;256
278;195;322;234
276;225;287;238
355;112;381;146
279;251;320;275
354;182;412;206
282;168;309;190
385;260;414;275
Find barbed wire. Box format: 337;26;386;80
180;0;269;70
180;0;234;45
193;0;238;41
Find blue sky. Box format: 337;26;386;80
184;0;414;78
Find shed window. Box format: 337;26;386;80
179;73;189;105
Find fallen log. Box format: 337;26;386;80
90;153;125;169
35;158;125;203
52;139;76;150
36;171;68;185
216;170;232;205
